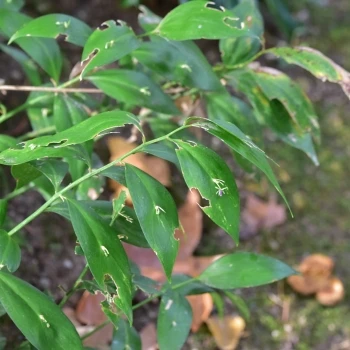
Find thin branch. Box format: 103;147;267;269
0;85;102;94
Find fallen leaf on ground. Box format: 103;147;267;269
107;137;171;204
76;291;107;325
188;293;213;332
140;323;157;350
241;194;286;238
288;254;344;305
206;315;246;350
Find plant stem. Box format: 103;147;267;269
0;76;81;124
0;85;102;94
18;126;56;141
2;184;33;201
59;264;90;308
7;124;190;236
81;320;110;340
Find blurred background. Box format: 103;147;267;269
0;1;349;349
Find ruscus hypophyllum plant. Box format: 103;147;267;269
0;0;349;349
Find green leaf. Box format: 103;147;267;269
211;292;225;318
88;70;179;114
198;252;296;289
153;1;253;40
81;20;140;78
76;175;105;200
223;291;250;321
9;14;92;47
48;199;150;248
266;46;350;98
133;38;221;91
157;290;192;350
0;200;7;227
142;142;180;168
0;44;41;85
220;0;263;66
0;135;16;152
0;271;83;349
67;199;133;322
111;191;127;225
138;5;162;32
11;163;42;189
0;10;62;81
0;230;21;272
0;145;89;166
133;273;159;295
165;274;213;296
0;0;24;10
111;318;141;350
186;117;289;208
175;140;240;243
227;69;319;165
125;164;179;279
32;160;68;191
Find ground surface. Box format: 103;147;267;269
0;1;349;349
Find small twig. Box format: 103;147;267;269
0;85;102;94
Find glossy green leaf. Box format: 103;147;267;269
198;252;296;289
0;0;24;10
125;164;179;279
81;20;140;78
0;135;16;152
153;1;253;40
266;46;350;98
157;290;192;350
142;142;180;168
33;160;68;191
0;230;20;272
224;291;250;321
26;91;54;131
220;0;263;66
88;70;179;114
133;273;159;295
9;14;92;47
211;292;225;318
204;90;258;137
227;69;319;165
67;199;133;322
111;318;141;350
138;5;162;32
186;117;289;207
0;271;83;349
0;10;62;81
175;140;240;243
0;200;7;227
0;44;41;85
133;38;221;90
48;199;149;248
11;163;42;189
0;144;89;166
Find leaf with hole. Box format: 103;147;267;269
0;271;83;349
266;46;350;98
125;164;179;279
198;252;296;289
157;290;192;350
175;140;240;243
67;199;133;322
133;38;221;90
220;0;263;66
88;70;179;114
153;1;253;40
81;20;140;78
0;230;21;272
9;13;92;46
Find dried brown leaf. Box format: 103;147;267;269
187;293;213;332
140;323;158;350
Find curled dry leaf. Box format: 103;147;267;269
316;277;345;306
241;194;286;238
287;254;334;295
140;323;158;350
206;315;246;350
187;293;213;332
107;137;171;204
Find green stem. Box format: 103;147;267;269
81;276;198;340
18;126;56;141
2;184;33;201
7;124;190;236
0;76;81;124
59;264;90;308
